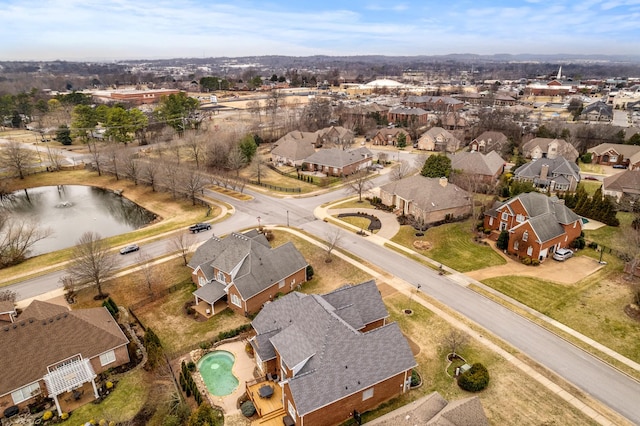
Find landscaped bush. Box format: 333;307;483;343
588;241;598;249
410;370;421;387
241;400;256;417
60;412;69;420
42;411;53;421
457;363;490;392
306;264;314;280
521;257;532;265
531;258;540;266
217;324;252;341
187;361;196;371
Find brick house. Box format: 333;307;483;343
248;280;416;426
587;143;640;169
512;156;581;192
387;106;429;125
580;101;613;122
379;175;472;225
189;230;308;316
316;126;355;148
371;128;412;146
469;131;509;154
449;150;505;188
94;88;181;105
603;170;640;207
403;95;464;112
0;301;130;415
416;127;461;153
483;192;583;261
271;131;319;166
303;147;373;176
521;138;579;162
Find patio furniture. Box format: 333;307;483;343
258;384;274;399
283;414;295;426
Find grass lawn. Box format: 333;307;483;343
391;219;506;272
481;257;640;364
584;211;634;251
580;180;602;196
59;369;149;424
367;294;600;426
330;198;375;209
579;162;605;174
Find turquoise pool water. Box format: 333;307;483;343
197;350;239;396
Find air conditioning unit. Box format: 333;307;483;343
205;309;211;315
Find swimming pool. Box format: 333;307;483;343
197;350;239;396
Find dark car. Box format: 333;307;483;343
613;164;627;169
119;244;140;255
189;223;212;233
583;176;599;181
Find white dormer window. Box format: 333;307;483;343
198;276;206;287
501;212;508;221
523;231;529;242
516;214;525;223
231;294;241;307
217;271;225;283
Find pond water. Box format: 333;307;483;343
2;185;156;257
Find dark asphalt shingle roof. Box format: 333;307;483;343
251;281;416;416
304;147;372;168
380;175;472;214
449;150;505;176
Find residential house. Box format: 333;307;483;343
441;112;469;131
271;131;318;167
469;131;509;154
403;95;464;112
521;138;579;162
387;106;429;126
343;103;390;130
416;127;462;153
189;230;308;316
580;101;613;122
303;147;373;176
587;143;640;169
603;170;640;208
449;150;505;187
454;92;517;107
371;128;412;146
0;301;16;323
316;126;355;148
379;175;472;224
483;192;583;261
513;157;581;192
0;301;130;415
249;280;416;426
367;392;489;426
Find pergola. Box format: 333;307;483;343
43;358;99;414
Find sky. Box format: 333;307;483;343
1;0;640;61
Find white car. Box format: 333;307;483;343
552;248;573;261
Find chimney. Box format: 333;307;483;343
439;177;448;187
540;164;549;181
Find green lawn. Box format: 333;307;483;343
391;219;506;272
580;180;602;196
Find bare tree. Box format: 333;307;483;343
390;159;415;181
179;167;207;205
67;231;118;299
250;153;267;185
183;130;206;169
103;144;121;180
226;145;247;178
624;217;640;281
140;159;161;191
160;159;181;199
169;232;196;266
0;140;38;179
344;170;373;202
0;217;53;267
324;228;342;263
136;251;156;295
119;151;140;185
443;329;469;359
86;138;105;176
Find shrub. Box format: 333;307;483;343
410;370;421;387
106;381;113;390
241;400;256;417
483;228;492;235
306;264;314;280
42;411;53;421
199;341;212;350
187;361;196;371
588;241;598;249
457;363;490;392
60;413;69;420
521;257;532;266
531;258;540;266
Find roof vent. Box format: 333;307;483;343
20;321;25;326
12;324;17;329
3;326;8;331
56;315;61;320
48;318;53;323
63;313;68;318
29;319;34;323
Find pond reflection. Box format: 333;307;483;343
1;185;156;257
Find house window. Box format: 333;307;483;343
499;222;507;231
217;271;226;283
279;279;285;289
100;350;116;366
527;246;533;256
198;276;206;287
522;231;528;242
516;214;525;223
11;382;40;404
231;294;241;307
514;241;519;250
362;387;374;401
287;400;296;420
501;212;508;221
573;221;577;228
489;217;493;226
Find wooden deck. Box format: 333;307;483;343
252;408;287;426
58;382;96;413
247;379;284;419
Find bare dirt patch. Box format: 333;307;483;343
413;240;432;250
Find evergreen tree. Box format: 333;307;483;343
420;154;452;178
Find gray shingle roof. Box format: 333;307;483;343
380;175;472;213
272;134;317;161
251;281;416;416
193;282;226;304
513;157;580;182
603;170;640;195
189;231;308;301
388;106;428;115
304;147;372;168
449;151;505;176
513;212;565;243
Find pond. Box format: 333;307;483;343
1;185;156;257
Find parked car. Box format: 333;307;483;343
583;176;599;181
189;222;212;233
119;244;140;255
613;164;627;169
552;248;573;261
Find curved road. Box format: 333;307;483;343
6;172;640;424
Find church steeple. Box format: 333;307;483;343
556;66;562;80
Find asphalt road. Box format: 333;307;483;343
6;172;640;424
